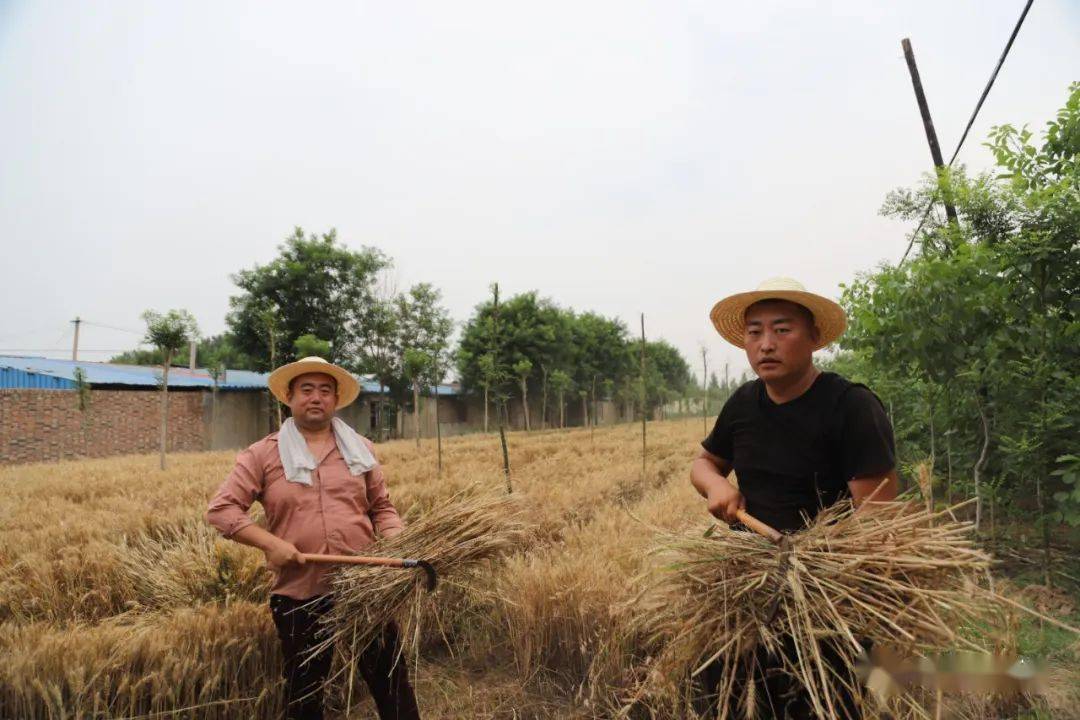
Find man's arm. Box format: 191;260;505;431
848;469;899;507
690;448;744;523
840;386;899;510
206;448;305;569
231;524;306;570
363;439;404;539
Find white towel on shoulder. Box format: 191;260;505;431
278;417;377;486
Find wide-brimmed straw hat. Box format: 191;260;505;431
267;356;361;409
709;277;847;351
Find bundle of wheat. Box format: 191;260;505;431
311;489;531;703
623;499;1067;719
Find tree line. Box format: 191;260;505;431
829;83;1079;581
117;228;696;437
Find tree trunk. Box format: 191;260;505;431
540;366;548;430
498;399;511;493
413;380;421;448
591;376;597;441
378;380;386;442
989;491;996;547
434;380;442;476
483;384;489;433
1036;474;1050;586
520;378;531;431
973;394;991;532
159;352;171;471
945;432;953;507
640;314;647;482
581;395;587;428
926;386;935;510
210;384;218;450
269;332;281;428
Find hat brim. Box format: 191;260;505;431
267;360;361;409
709;290;847;350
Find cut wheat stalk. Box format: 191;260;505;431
307;489;531;695
620;498;1074;719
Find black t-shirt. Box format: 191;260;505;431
702;372;896;533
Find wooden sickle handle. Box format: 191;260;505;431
301;553;438;591
301;554;405;568
734;509;783;544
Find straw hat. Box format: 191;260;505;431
267;356;361;409
709;277;847;350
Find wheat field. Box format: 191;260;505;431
1;420;1075;719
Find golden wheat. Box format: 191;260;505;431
0;420;1075;718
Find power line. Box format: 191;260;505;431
898;0;1035;265
82;320;144;335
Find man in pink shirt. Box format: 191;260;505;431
207;357;420;720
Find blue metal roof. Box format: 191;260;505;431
0;356;457;395
0;366;76;390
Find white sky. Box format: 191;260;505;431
1;1;1077;380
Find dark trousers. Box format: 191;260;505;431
269;594;421;720
691;638;863;719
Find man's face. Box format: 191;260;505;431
743;300;819;383
286;372;338;428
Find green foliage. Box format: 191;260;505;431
73;367;90;412
456;292;691;419
141;309;199;364
396;283;453;385
549;369;572;394
842;83;1080;532
402;348;432;384
1051;455;1080;527
512;358;533;382
226;227;389;370
292;334;331;359
111;333;254;371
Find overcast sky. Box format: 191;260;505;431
1;1;1077;380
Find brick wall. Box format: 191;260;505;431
0;389;207;464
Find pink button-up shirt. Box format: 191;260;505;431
206;431;404;600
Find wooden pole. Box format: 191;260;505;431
901;38;959;224
491;283;512;492
434;363;443;477
701;346;708;434
71;317;81;361
640;313;646;482
159;350;170;470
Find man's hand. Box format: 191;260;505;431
705;479;745;524
264;539;306;571
691;449;744;524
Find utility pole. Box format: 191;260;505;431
188;339;197;370
701;347;708;434
434;362;443;477
901;38;959;224
71;317;81;361
640;313;647;482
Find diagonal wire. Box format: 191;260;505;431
898;0;1035;265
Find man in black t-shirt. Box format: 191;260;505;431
689;277;897;718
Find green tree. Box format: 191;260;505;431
111;333;254;371
227;227;389;370
512;358;534;431
842;83;1080;568
142;309;199;470
395;283;453;443
293;334;331;359
457;292;569;412
402;348;432;447
549;369;572;429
